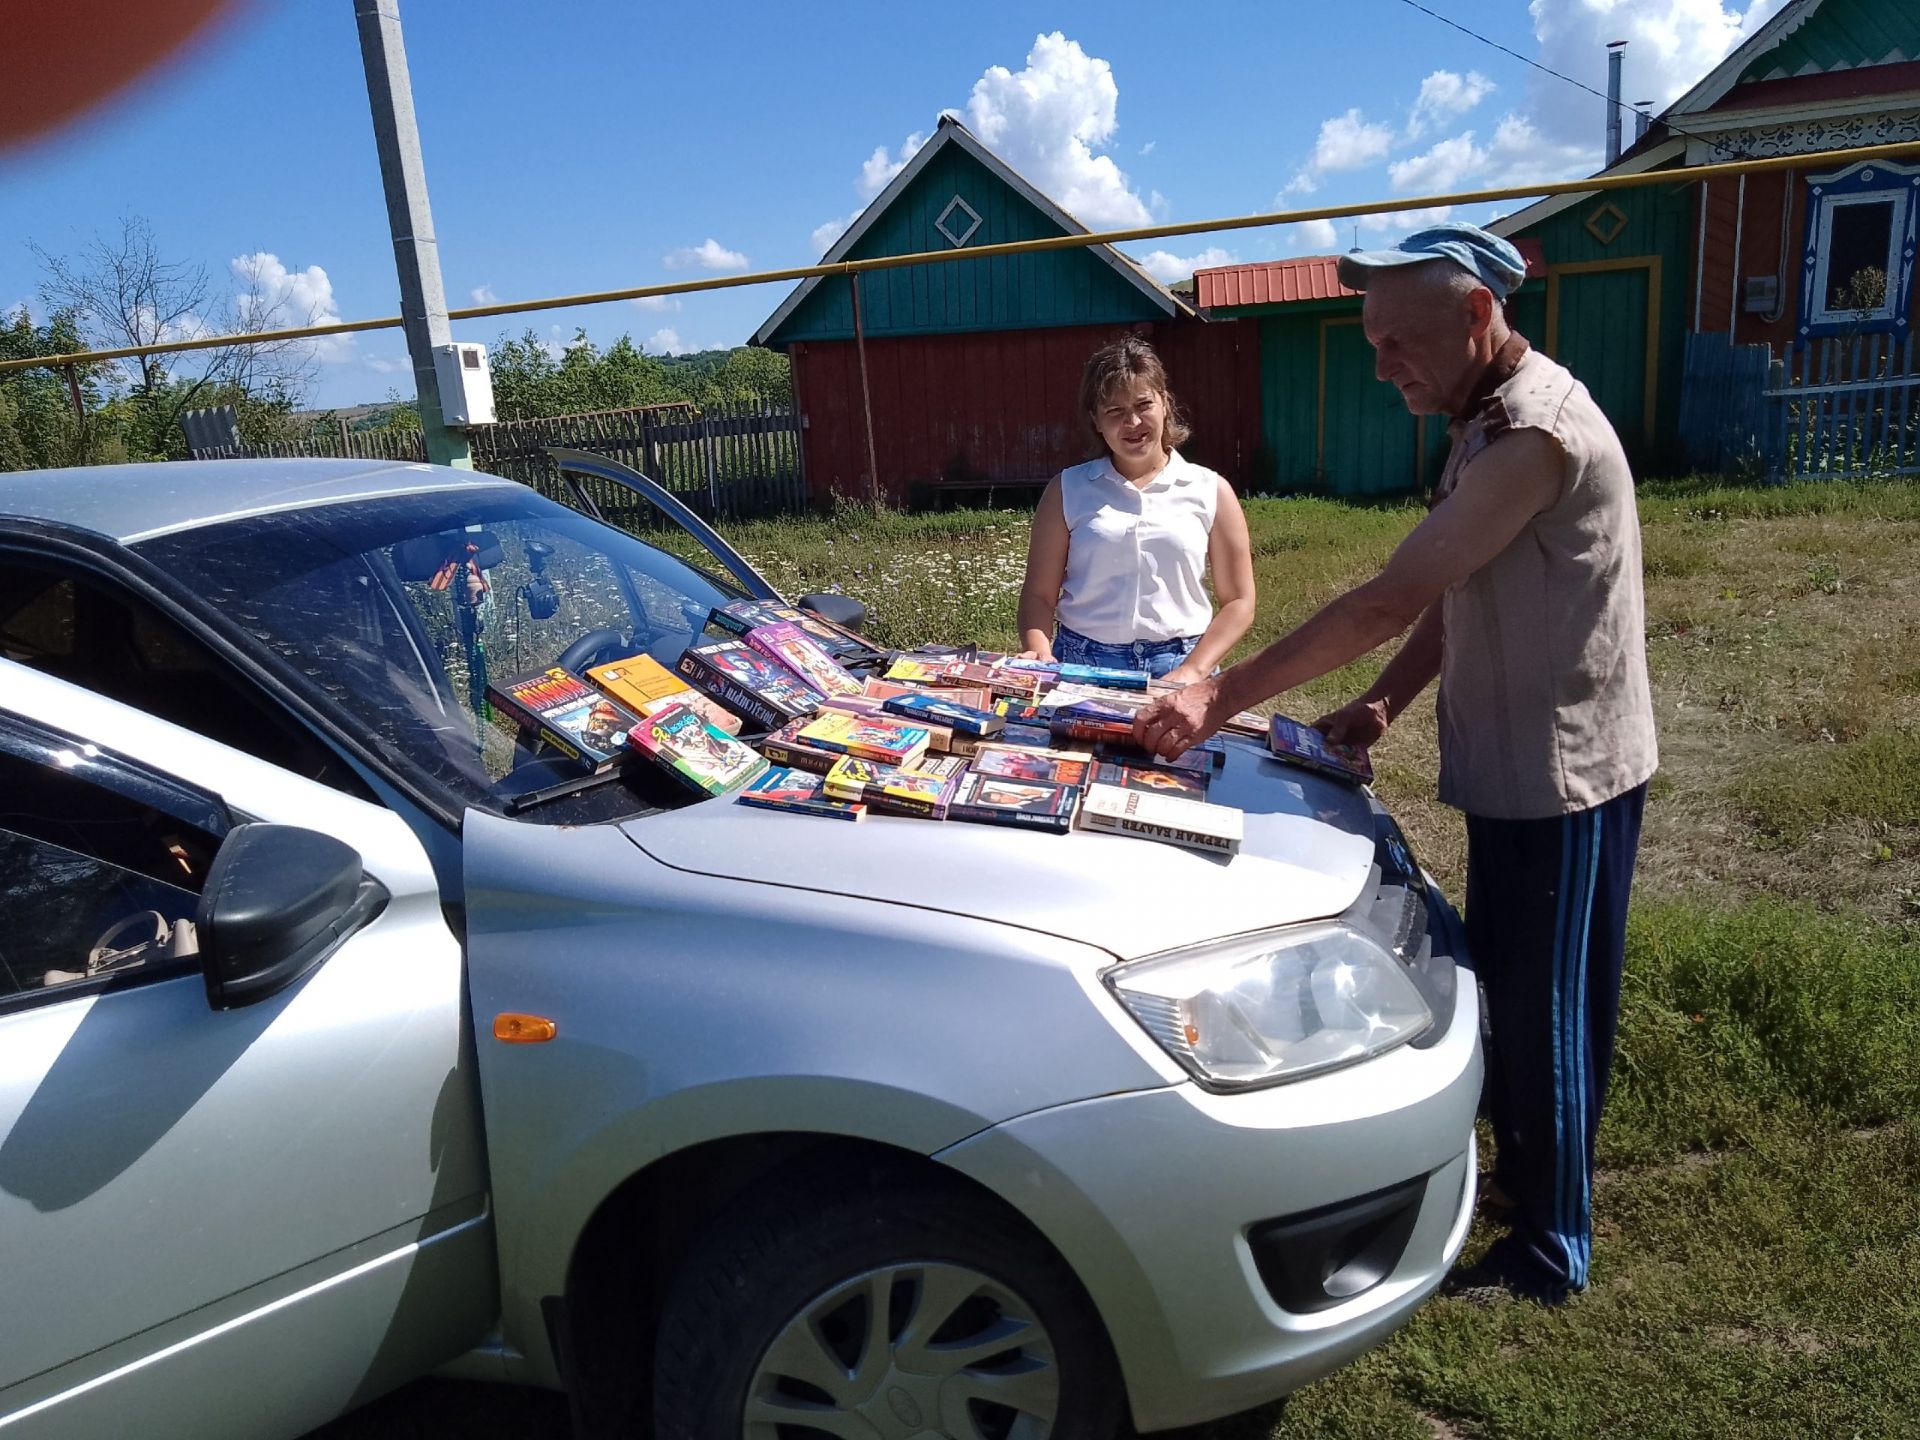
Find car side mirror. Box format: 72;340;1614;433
197;824;389;1011
797;592;868;634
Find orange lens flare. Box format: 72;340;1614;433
493;1013;557;1044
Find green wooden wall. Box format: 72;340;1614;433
767;142;1166;345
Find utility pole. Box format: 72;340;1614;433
354;0;470;467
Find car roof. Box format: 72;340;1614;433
0;458;521;544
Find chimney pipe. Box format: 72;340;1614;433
1606;41;1627;166
1634;101;1653;141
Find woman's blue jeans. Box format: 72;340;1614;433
1052;623;1201;679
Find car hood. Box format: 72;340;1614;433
622;737;1381;960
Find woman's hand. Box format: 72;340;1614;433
1314;697;1391;748
1160;661;1205;687
1017;647;1054;663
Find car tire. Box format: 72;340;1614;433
651;1156;1123;1440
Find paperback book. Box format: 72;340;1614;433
756;717;841;774
487;665;641;773
735;765;866;821
797;712;932;766
1094;760;1210;801
626;701;769;797
1090;736;1227;775
1267;713;1374;785
880;691;1005;738
745;621;865;698
704;598;787;639
970;745;1094;788
823;753;968;818
1055;662;1150;691
586;653;742;735
1048;699;1140;746
868;677;993;711
948;772;1081;833
1076;784;1244;856
766;604;886;663
996;722;1058;748
676;640;819;731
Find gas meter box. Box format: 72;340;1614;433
433;342;496;426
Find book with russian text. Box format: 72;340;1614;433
797;712;932;766
822;753;968;818
881;691;1005;738
756;717;840;775
704;598;788;640
487;665;640;773
1094;760;1210;801
626;701;768;797
676;640;819;731
1267;713;1374;785
970;744;1094;788
745;621;865;699
735;765;866;820
948;772;1081;833
586;653;743;735
1076;784;1243;856
1089;736;1226;775
766;603;886;663
1048;699;1140;746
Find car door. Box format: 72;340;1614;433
0;667;494;1440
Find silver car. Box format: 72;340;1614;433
0;457;1481;1439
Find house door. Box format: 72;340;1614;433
1545;259;1662;461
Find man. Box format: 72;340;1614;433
1134;222;1657;1306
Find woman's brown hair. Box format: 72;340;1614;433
1078;335;1192;459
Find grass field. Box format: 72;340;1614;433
314;479;1920;1440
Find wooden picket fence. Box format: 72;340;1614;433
1767;334;1920;481
184;398;810;518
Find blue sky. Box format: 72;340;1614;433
0;0;1781;408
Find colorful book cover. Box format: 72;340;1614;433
996;657;1062;677
1049;699;1140;746
1094;760;1210;801
676;640;820;730
1267;713;1375;784
948;772;1081;833
886;657;952;685
764;603;884;662
586;653;743;735
880;691;1006;738
1076;784;1244;856
626;701;769;797
735;765;866;821
1091;735;1226;775
970;745;1094;788
745;621;865;699
756;717;841;775
1220;706;1269;739
1055;662;1150;691
996;722;1058;748
704;598;788;639
487;665;640;772
798;712;932;765
822;754;964;818
815;693;892;719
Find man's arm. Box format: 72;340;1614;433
1134;428;1564;757
1317;600;1444;747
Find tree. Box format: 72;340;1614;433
0;305;124;471
30;215;322;458
485;328;790;420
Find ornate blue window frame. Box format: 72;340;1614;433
1799;160;1919;339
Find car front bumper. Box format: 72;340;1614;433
935;956;1481;1433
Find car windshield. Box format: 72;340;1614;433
133;484;745;825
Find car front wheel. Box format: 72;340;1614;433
651;1160;1122;1440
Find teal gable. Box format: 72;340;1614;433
756;117;1178;348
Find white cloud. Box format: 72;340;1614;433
811;212;858;256
1407;69;1495;138
859;131;927;201
1525;0;1789;150
1136;245;1236;284
664;238;748;271
1148;189;1170;218
1359;204;1456;234
231;252;351;361
365;354;410;374
628;294;681;312
644;327;687;356
469;283;498;305
1389;132;1485;193
1311;109;1396;173
966;32;1153;228
1295;218;1340;249
1139;139;1156;156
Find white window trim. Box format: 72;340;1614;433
1809;188;1909;326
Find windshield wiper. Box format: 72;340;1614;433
502;766;633;815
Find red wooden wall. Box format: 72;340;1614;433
788;318;1261;506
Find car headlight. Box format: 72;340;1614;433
1106;922;1433;1090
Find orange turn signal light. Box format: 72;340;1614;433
494;1012;557;1044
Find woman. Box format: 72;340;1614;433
1016;336;1255;683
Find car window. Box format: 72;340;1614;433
0;729;224;1006
0;559;378;802
133;486;743;826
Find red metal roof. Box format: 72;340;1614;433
1196;239;1546;311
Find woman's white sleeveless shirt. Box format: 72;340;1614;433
1054;449;1221;645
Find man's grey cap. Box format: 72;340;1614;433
1336;222;1529;300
